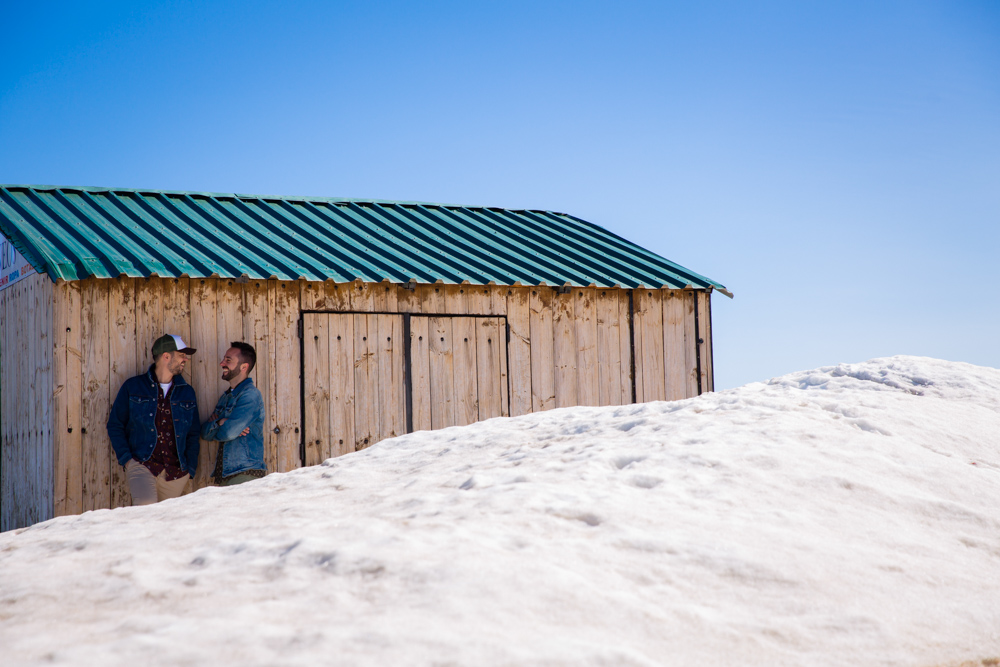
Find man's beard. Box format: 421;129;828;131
222;366;239;381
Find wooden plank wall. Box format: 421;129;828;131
635;288;704;402
30;277;712;521
45;276;301;517
302;312;408;466
0;273;54;531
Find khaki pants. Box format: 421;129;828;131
126;459;190;506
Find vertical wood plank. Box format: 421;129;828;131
497;316;509;417
353;313;379;450
663;290;688;402
271;280;301;472
428;316;456;429
409;315;431;431
212;279;245;476
574;288;599;406
19;281;30;523
639;289;666;402
618;290;634;404
242;279;271;466
303;313;331;465
190;278;218;490
376;314;405;441
40;277;55;520
216;279;245;363
326;313;355;458
528;287;555;412
66;280;83;515
490;285;508;316
25;280;36;523
698;291;714;393
263;280;279;472
299;281;318;311
506;287;532;416
81;280;111;511
420;284;445;314
53;281;83;516
25;281;36;522
371;281;398;313
631;290;645;403
444;284;470;315
2;285;15;527
395;284;420;313
596;289;622;407
134;278;164;373
682;291;699;398
22;280;34;523
451;316;478;426
467;284;490;315
21;280;30;523
34;278;48;523
108;278;136;507
350;280;375;314
162;278;192;385
12;280;26;527
476;317;503;419
1;286;10;528
552;290;578;408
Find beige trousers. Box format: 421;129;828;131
125;459;190;506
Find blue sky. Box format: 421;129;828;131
2;0;998;389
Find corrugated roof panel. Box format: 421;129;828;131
0;185;730;295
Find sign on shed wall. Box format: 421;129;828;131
0;234;36;291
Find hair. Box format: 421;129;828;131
230;341;257;373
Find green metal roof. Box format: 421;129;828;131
0;185;729;294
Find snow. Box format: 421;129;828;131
2;356;999;666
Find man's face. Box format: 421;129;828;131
221;348;245;382
166;351;189;376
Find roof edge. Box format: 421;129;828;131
0;184;567;216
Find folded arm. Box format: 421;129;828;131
201;391;258;442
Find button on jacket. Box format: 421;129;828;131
201;377;265;478
107;366;200;476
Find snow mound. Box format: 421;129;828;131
2;356;999;666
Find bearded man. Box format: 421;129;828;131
107;334;200;505
201;341;266;486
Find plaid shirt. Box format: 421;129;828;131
143;384;187;481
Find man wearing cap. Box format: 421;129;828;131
107;334;201;505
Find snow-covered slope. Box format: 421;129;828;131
2;356;999;666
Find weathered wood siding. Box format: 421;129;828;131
44;276;302;516
0;273;54;531
9;278;712;523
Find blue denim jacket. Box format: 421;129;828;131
106;367;200;475
201;377;266;477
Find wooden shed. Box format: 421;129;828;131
0;185;730;531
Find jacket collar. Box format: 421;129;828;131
227;376;254;396
146;365;189;387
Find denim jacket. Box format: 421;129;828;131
201;377;266;477
107;366;200;475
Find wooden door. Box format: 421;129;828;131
303;313;509;466
302;313;406;466
409;315;509;432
